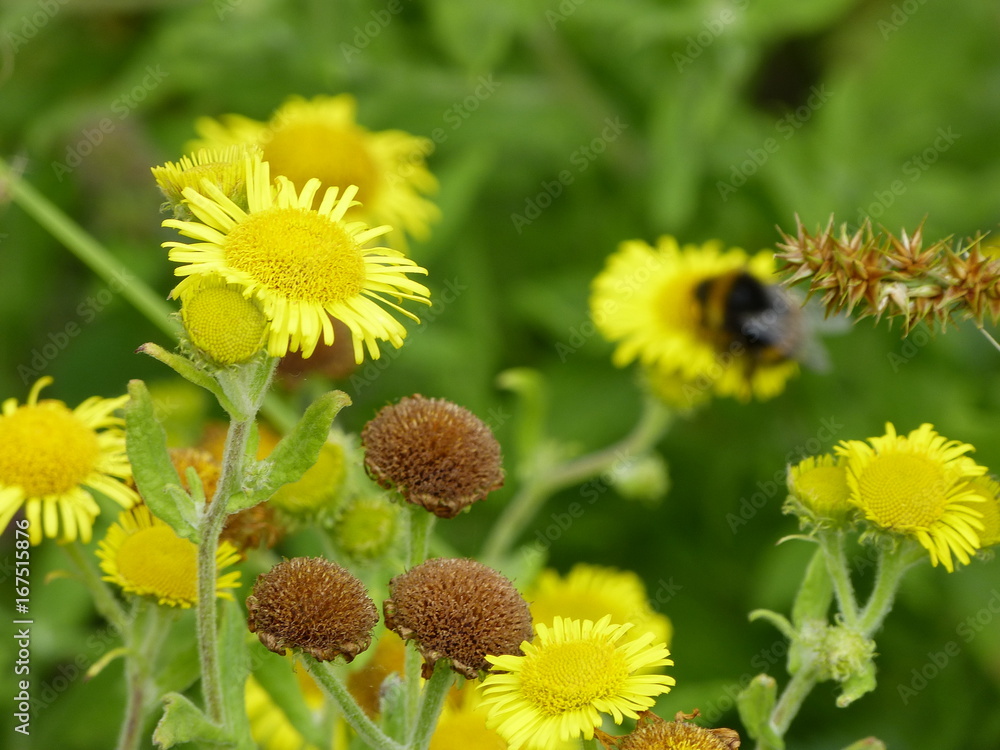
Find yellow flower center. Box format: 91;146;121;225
116;524;197;602
0;403;99;496
520;639;628;715
856;453;949;529
225;207;367;304
264;122;379;209
182;285;268;364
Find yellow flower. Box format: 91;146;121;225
528;564;672;647
97;505;241;608
246;669;350;750
590;236;799;402
0;377;137;545
836;423;989;572
787;454;854;523
480;616;675;749
430;681;509;750
190;94;439;248
151;146;259;220
163;156;431;362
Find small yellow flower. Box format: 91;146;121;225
787;454;854;523
430;681;510;750
97;505;241;608
0;377;137;545
151;146;259;220
836;423;989;572
480;616;675;750
190;94;439;248
176;273;270;365
590;236;799;402
163;156;431;362
528;564;672;647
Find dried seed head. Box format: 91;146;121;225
599;710;741;750
246;557;378;662
361;395;504;518
383;558;533;678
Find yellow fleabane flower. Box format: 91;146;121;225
163;156;430;362
97;505;241;608
787;453;854;524
528;564;672;646
0;377;137;545
590;236;799;402
836;423;989;572
190;94;439;248
480;616;675;749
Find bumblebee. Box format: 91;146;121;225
694;270;826;369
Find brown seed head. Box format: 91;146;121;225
383;557;533;679
598;710;741;750
361;395;504;518
246;557;378;662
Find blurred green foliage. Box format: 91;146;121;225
2;0;999;747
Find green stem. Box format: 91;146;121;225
407;505;435;568
409;660;454;750
0;157;178;339
116;600;168;750
403;505;436;735
63;541;128;634
197;416;252;725
818;529;859;627
482;397;672;563
303;656;404;750
762;662;821;747
858;542;923;637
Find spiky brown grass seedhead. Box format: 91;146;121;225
776;216;1000;334
383;557;533;678
246;557;378;662
361;394;504;518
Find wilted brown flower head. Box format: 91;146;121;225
597;710;741;750
383;557;533;678
361;395;504;518
776;215;1000;334
246;557;378;662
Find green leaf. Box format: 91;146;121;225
233;390;352;511
153;692;230;748
737;673;783;748
792;547;834;628
125;380;200;542
137;343;238;415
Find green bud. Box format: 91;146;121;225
609;452;671;506
737;673;783;747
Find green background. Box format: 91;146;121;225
2;0;999;747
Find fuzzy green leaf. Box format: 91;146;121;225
137;343;238;414
125;380;200;541
232;390;352;511
153;693;230;748
792;547;834;628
